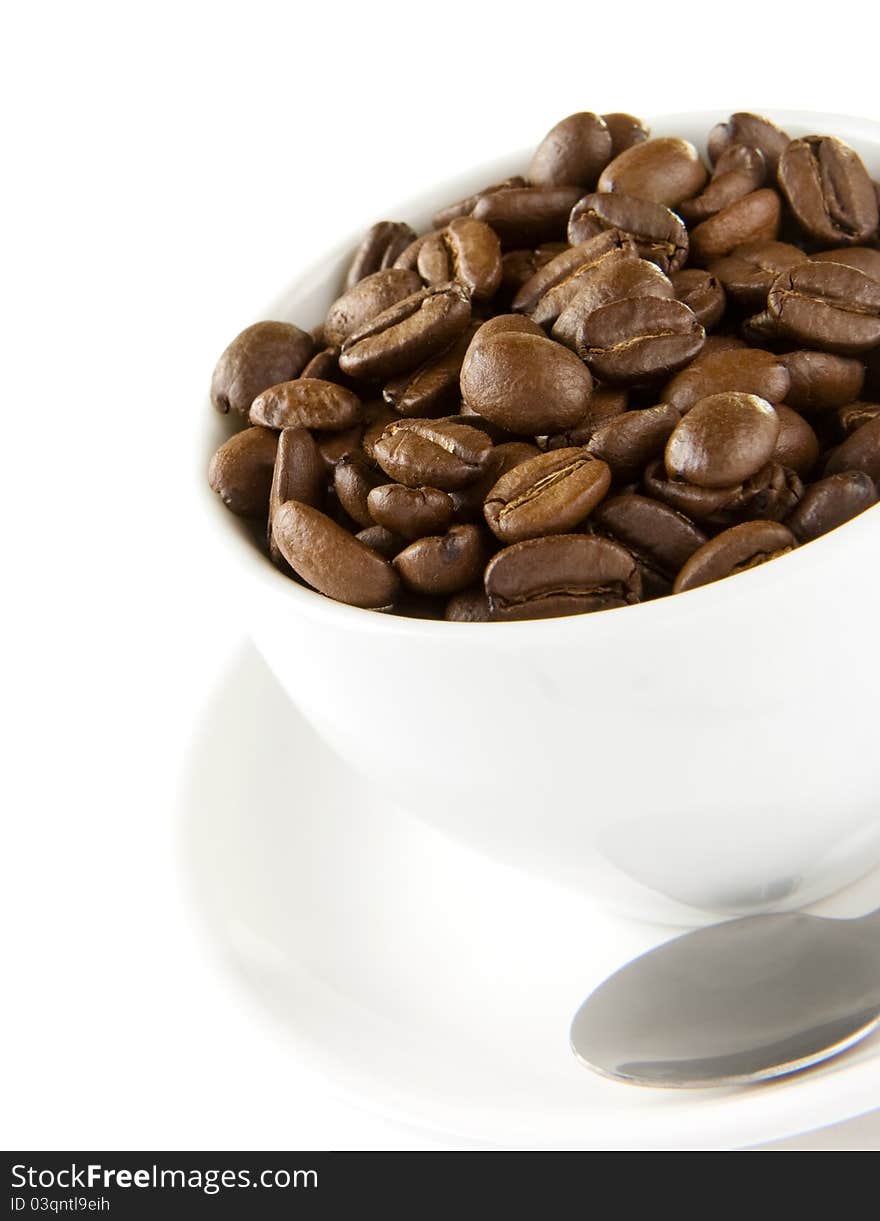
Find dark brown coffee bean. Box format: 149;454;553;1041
460;330;594;433
767;263;880;355
372;417;492;490
689;189;782;263
417;218;502;300
471;185;582;248
811;247;880;282
355;524;406;559
451;441;541;522
567;193;688;273
249;379;362;431
344;222;418;290
332;454;386;528
361;401;403;462
273;500;399;608
740;308;785;348
785;472;878;542
497;243;566;306
670;269;726;330
315;423;364;471
597;137;708;207
444;588;492;621
665;392;780;488
208;425;278;518
367;483;455;540
824;415;880;482
552;253;674;352
679;144;766;224
393;524;484;596
513;230;637;322
431;176;527;230
837;401;880;436
300;346;343;382
339;283;472;381
587;403;681;481
778;136;879;246
700;334;748;356
464;313;547;358
662;348;790;413
483;448;611;543
603;113;650;158
578;297;704;383
644;458;802;526
592;493;707;596
545;387;629;449
324;268;423;347
485;534;641;621
383;323;479;418
771;405;820;478
673;520;796;593
268;428;325;563
528;112;613;189
211;321;314;416
707;112;790;176
708;240;808;309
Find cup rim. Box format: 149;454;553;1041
200;108;880;640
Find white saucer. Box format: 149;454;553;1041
181;643;880;1149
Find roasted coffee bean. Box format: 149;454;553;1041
333;454;386;528
587;403;680;482
707;112;790;175
208;425;278;518
514;230;637;322
785;472;878;542
300;346;343;382
771;405;820;478
673;520;796;593
359;401;399;462
497;243;566;305
393;524;484;596
767;263;880;355
211;321;314;415
344;222;418;290
485;534;641;620
662;347;790;413
824;415;880;482
597;137;708;207
451;441;541;521
689;189;782;263
603;113;650;157
665;392;780;488
578;297;704;383
339;283;472;381
708;241;808;310
315;423;364;471
431;176;527;230
372;417;492;490
552;253;674;352
811;247;880;282
268;428;325;563
250;379;362;431
383;323;479;418
367;483;455;540
273;500;399;609
464;313;547;357
355;524;406;559
567;193;688;273
644;458;801;526
679;145;766;224
483;448;611;543
444;588;492;621
740;308;784;348
700;333;748;356
528;112;613;189
670;268;726;330
544;387;629;449
593;493;707;597
461;329;594;433
417;218;502;300
837;401;880;435
324;268;423;346
471;185;583;248
778;136;879;246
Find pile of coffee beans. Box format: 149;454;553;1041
208;111;880;621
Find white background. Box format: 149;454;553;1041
3;0;879;1150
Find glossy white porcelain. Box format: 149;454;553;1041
199;111;880;923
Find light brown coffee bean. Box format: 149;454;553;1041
339;283;473;381
393;524;484;596
528;112;613;189
485;534;641;620
484;448;611;542
689;190;782;263
552;253;674;352
417;217;503;300
372;418;493;490
578;297;704;383
513;230;637;322
679;144;766;224
273;500;399;608
324;268;423;346
249;379;362;431
811;247;880;283
674;521;796;593
268;428;325;563
662;348;790;413
665;392;780;488
597;137;708;207
211;321;314;416
431;176;527;230
767;263;880;355
707;112;790;175
566;193;689;273
708;240;808;309
586;403;681;481
367;483;455;540
778;136;879;246
603;113;650;157
771;405;820;478
208;426;278;518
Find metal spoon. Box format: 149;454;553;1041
570;907;880;1088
